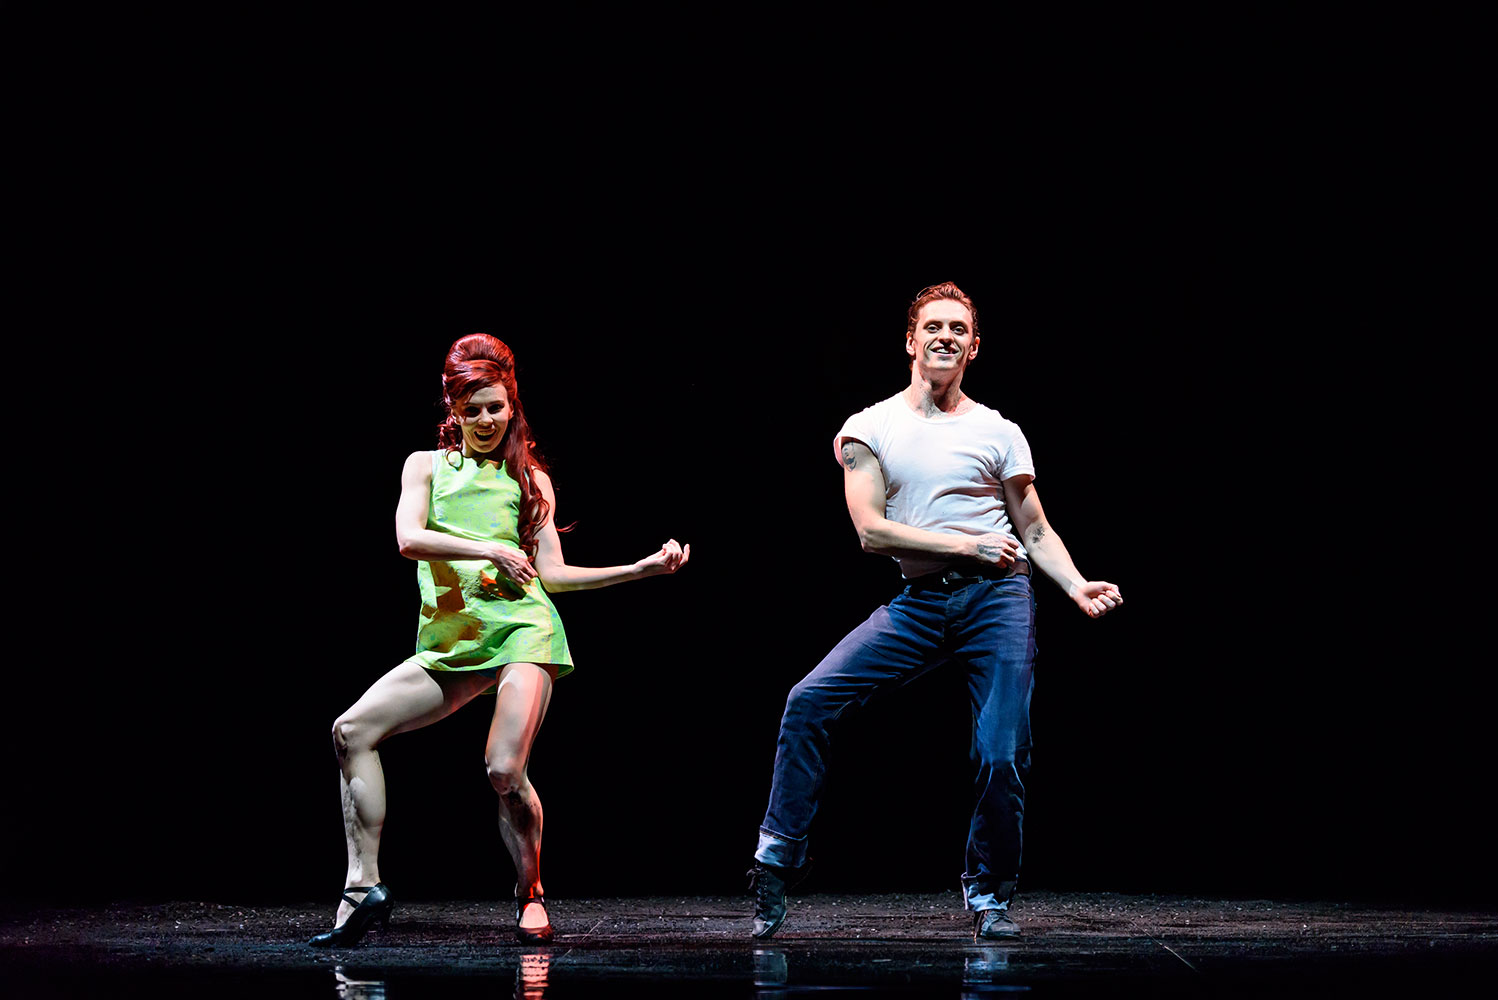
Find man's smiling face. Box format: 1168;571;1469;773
907;299;978;375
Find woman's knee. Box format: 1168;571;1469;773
485;755;525;795
332;713;377;757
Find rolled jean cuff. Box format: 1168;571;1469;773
961;873;1017;912
756;827;808;869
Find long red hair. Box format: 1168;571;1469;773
435;333;559;557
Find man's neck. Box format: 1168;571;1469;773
904;370;968;418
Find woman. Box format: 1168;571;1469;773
310;333;689;947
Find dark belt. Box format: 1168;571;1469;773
908;559;1030;589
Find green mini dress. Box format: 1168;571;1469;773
402;450;573;682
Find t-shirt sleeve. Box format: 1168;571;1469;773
833;408;877;465
1000;424;1037;481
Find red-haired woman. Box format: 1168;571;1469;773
310;334;689;947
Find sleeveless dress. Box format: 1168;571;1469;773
402;450;574;682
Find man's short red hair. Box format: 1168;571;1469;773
906;281;979;338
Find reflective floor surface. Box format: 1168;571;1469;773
4;891;1495;996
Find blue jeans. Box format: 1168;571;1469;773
756;571;1037;912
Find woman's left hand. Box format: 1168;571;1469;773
634;539;691;577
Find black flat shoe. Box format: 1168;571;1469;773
308;883;393;948
515;890;553;943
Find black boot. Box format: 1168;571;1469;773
747;861;809;939
974;907;1020;940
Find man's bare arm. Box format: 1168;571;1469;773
1001;474;1122;618
841;439;1018;565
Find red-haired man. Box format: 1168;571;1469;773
748;282;1123;940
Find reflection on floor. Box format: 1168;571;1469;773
5;891;1496;996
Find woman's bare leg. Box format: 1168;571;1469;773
330;662;494;926
485;662;556;931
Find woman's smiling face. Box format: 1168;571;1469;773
456;383;511;457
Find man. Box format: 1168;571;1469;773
747;281;1122;941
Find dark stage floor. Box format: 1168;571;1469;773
4;891;1495;997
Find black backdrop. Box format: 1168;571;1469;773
6;87;1487;910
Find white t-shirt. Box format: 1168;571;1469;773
835;393;1036;580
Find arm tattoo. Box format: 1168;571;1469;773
1027;522;1047;546
841;443;857;470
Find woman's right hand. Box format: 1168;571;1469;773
488;546;538;589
